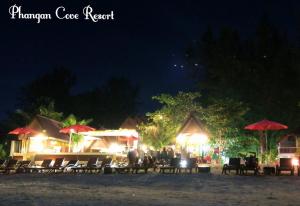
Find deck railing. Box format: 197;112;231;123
278;147;299;154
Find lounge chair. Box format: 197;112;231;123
60;160;78;173
222;158;241;175
177;158;198;174
276;158;294;176
0;159;6;167
44;158;64;173
240;157;259;175
16;160;32;173
25;159;52;173
72;157;101;174
159;158;180;174
0;159;18;174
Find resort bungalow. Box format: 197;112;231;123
10;115;69;160
9;115;140;161
176;114;210;158
278;127;300;159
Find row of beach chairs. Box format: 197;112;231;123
222;157;297;176
0;157;201;175
0;157;113;174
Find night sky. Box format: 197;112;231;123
1;0;299;120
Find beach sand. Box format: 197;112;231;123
0;170;300;206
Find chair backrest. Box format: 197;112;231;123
19;160;31;167
66;160;78;166
187;158;197;168
170;158;180;167
280;158;292;167
87;157;98;167
53;158;64;167
6;159;18;168
229;158;241;166
41;159;52;168
245;157;258;167
0;159;5;166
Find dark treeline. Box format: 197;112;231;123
0;68;140;134
186;16;300;130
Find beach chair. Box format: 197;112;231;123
60;159;78;173
45;158;64;173
25;159;52;173
72;157;100;174
0;159;18;174
15;160;32;173
0;159;6;167
177;158;198;174
241;157;259;175
159;158;180;174
276;158;294;176
222;158;241;175
131;158;152;174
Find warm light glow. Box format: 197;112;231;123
141;144;148;153
108;143;124;153
176;134;186;145
180;160;187;168
292;158;299;166
177;133;208;145
80;129;139;140
29;134;46;153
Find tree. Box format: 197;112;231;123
19;67;76;115
139;92;203;149
186;17;300;130
70;77;139;128
38;101;64;121
139;92;256;156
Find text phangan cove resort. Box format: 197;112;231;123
4;113;300;176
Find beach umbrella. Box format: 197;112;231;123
244;119;288;154
59;125;95;152
8;127;37;135
244;119;288;131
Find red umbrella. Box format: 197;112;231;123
245;119;288;160
244;119;288;131
8;127;37;135
60;125;95;152
60;125;95;134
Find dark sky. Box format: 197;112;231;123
1;0;299;120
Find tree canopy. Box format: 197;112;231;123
186;17;300;129
138;92;257;156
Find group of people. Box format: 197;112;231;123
127;147;176;167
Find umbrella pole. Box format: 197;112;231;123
265;131;268;152
68;132;72;153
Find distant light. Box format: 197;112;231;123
292;158;299;166
180;65;184;68
180;160;187;168
174;64;177;67
194;63;198;67
108;143;124;154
